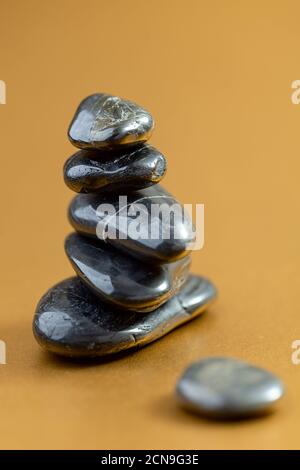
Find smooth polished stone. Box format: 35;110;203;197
176;357;285;419
68;93;154;150
68;185;195;263
65;233;191;312
33;274;217;357
63;145;167;193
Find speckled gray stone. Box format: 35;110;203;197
68;93;154;150
176;357;285;418
33;275;217;357
65;233;191;312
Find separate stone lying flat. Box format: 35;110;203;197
33;275;217;357
68;93;154;150
63;144;167;193
65;233;191;312
68;185;195;263
176;357;284;419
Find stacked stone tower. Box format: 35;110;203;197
33;94;216;357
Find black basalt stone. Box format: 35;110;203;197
68;93;154;150
68;185;195;263
33;275;217;357
65;233;191;312
63;144;167;193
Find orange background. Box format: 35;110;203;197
1;0;300;450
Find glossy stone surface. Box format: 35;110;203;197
68;93;154;150
176;357;284;419
33;275;217;357
63;144;166;193
68;185;195;263
65;233;191;312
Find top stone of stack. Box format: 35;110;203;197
68;93;154;150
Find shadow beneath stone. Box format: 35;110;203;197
152;395;276;427
37;346;142;369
